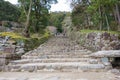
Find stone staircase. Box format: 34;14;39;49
6;36;107;72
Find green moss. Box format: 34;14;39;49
0;32;26;40
80;29;120;35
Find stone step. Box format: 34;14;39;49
4;36;100;72
22;55;90;59
26;49;89;52
7;62;105;72
33;51;91;55
24;51;91;57
10;58;90;65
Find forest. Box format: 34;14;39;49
71;0;120;31
0;0;120;37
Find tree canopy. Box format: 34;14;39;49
18;0;58;37
71;0;120;31
0;0;20;21
49;12;66;33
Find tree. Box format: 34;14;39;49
49;12;66;33
18;0;57;37
71;0;90;30
0;0;20;21
71;0;120;31
18;0;32;37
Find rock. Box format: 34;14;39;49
102;46;113;50
0;59;5;66
109;69;120;74
4;46;16;54
101;57;109;62
7;40;16;45
105;66;112;70
21;65;35;72
103;62;111;66
88;59;98;64
90;50;120;58
115;43;120;50
86;50;92;54
16;48;25;55
0;44;4;51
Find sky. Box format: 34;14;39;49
5;0;72;12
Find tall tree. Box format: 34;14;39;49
18;0;57;37
49;12;66;33
71;0;120;31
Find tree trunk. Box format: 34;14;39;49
103;6;110;31
115;4;120;31
105;13;110;31
23;15;30;37
23;0;32;37
99;6;102;31
113;6;117;22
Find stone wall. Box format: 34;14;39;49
84;32;120;51
0;54;21;71
0;36;24;71
69;32;120;51
0;36;25;55
0;33;50;71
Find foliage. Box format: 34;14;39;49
0;32;26;39
49;12;66;33
71;4;87;29
3;22;12;28
0;0;20;21
25;29;51;51
0;30;51;52
18;0;58;37
71;0;120;31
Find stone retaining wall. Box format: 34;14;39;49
0;36;23;71
85;32;120;51
0;54;21;71
70;32;120;51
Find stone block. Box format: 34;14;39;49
4;47;15;54
88;59;98;64
90;50;120;58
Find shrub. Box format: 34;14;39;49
24;30;51;51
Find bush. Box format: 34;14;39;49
3;22;12;28
24;30;51;51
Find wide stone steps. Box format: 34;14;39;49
4;36;108;72
7;62;105;72
9;58;90;65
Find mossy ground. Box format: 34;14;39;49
0;32;26;40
